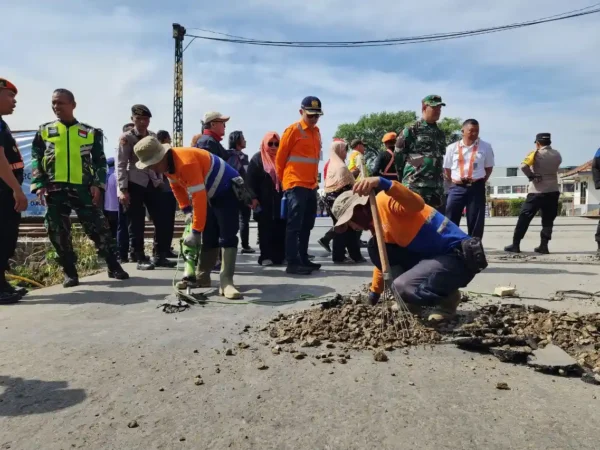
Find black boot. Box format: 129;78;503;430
63;264;79;288
106;255;130;280
504;242;521;253
135;253;155;271
241;246;256;254
302;259;321;271
286;264;313;275
534;239;550;254
0;270;26;299
152;254;177;268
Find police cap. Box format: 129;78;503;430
535;132;551;143
131;104;152;118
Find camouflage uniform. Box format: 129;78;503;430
394;95;447;211
30;120;117;270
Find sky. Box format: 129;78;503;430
2;0;600;170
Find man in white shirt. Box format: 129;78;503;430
443;119;494;238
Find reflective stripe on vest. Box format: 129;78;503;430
41;121;95;184
287;155;319;164
206;154;226;198
10;161;24;170
382;149;398;178
455;140;479;182
187;183;205;194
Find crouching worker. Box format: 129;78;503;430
133;136;245;299
331;176;487;321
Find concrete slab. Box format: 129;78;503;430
527;344;582;375
1;217;600;449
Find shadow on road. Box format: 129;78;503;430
240;283;336;305
0;375;86;417
483;267;596;276
19;285;166;306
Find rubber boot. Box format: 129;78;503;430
428;290;462;322
219;248;242;299
106;255;130;280
196;248;219;288
504;241;521;253
534;239;549;255
62;263;79;288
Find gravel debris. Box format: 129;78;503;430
496;382;511;390
127;420;139;429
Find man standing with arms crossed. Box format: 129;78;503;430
0;79;28;304
395;95;447;213
276;96;323;275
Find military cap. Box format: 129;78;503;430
535;132;551;143
301;96;323;115
350;138;365;149
0;78;17;94
422;95;446;107
131;104;152;118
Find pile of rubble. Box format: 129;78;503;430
261;295;600;383
264;294;441;350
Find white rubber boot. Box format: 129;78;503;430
219;248;242;299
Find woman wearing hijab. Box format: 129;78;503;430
324;139;365;263
246;132;286;266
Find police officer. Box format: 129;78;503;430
117;122;134;261
30;89;129;287
0;79;28;304
117;105;175;269
156;130;177;258
504;133;562;254
395;95;447;213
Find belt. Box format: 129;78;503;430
452;178;484;187
10;161;24;170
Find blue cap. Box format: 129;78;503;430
301;96;323;115
107;157;115;167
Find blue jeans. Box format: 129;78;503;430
445;180;486;238
285;187;317;265
203;187;240;249
367;237;475;307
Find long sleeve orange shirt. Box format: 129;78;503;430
275;119;321;190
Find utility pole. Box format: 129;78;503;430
172;23;186;147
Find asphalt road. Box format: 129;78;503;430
1;216;599;449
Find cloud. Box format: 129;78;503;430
3;0;599;170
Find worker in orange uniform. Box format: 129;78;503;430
371;132;399;181
275;96;323;275
133;136;247;299
330;176;487;321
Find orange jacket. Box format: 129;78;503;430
275;119;321;190
165;147;213;233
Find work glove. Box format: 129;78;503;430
368;291;381;306
184;230;202;248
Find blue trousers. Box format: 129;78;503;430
285;187;317;265
203;187;240;249
445;180;486;239
367;238;475;307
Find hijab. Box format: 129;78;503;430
325;140;355;193
260;131;281;189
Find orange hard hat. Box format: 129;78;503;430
382;132;397;143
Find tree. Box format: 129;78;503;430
334;111;463;150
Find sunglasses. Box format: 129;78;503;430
268;141;279;148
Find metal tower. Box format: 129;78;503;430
172;23;186;147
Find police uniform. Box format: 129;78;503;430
116;105;175;269
0;79;26;303
394;95;447;213
505;133;562;254
30;106;129;287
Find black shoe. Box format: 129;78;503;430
0;290;21;305
118;254;129;263
534;243;549;255
152;256;177;268
106;257;130;280
241;246;256;254
302;261;321;271
504;243;521;253
318;238;332;253
63;275;79;288
286;265;313;275
353;257;367;263
129;253;137;263
307;254;316;260
135;254;155;271
166;249;178;259
0;280;27;296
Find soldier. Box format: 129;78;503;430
394;95;447;213
117;105;176;269
30;89;129;287
504;133;562;254
0;78;28;304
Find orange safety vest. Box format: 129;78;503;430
453;140;480;183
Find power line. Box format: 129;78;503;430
185;4;600;48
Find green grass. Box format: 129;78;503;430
10;229;103;288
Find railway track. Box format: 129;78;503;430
19;217;186;239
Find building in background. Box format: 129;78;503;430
560;160;599;216
487;165;576;200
